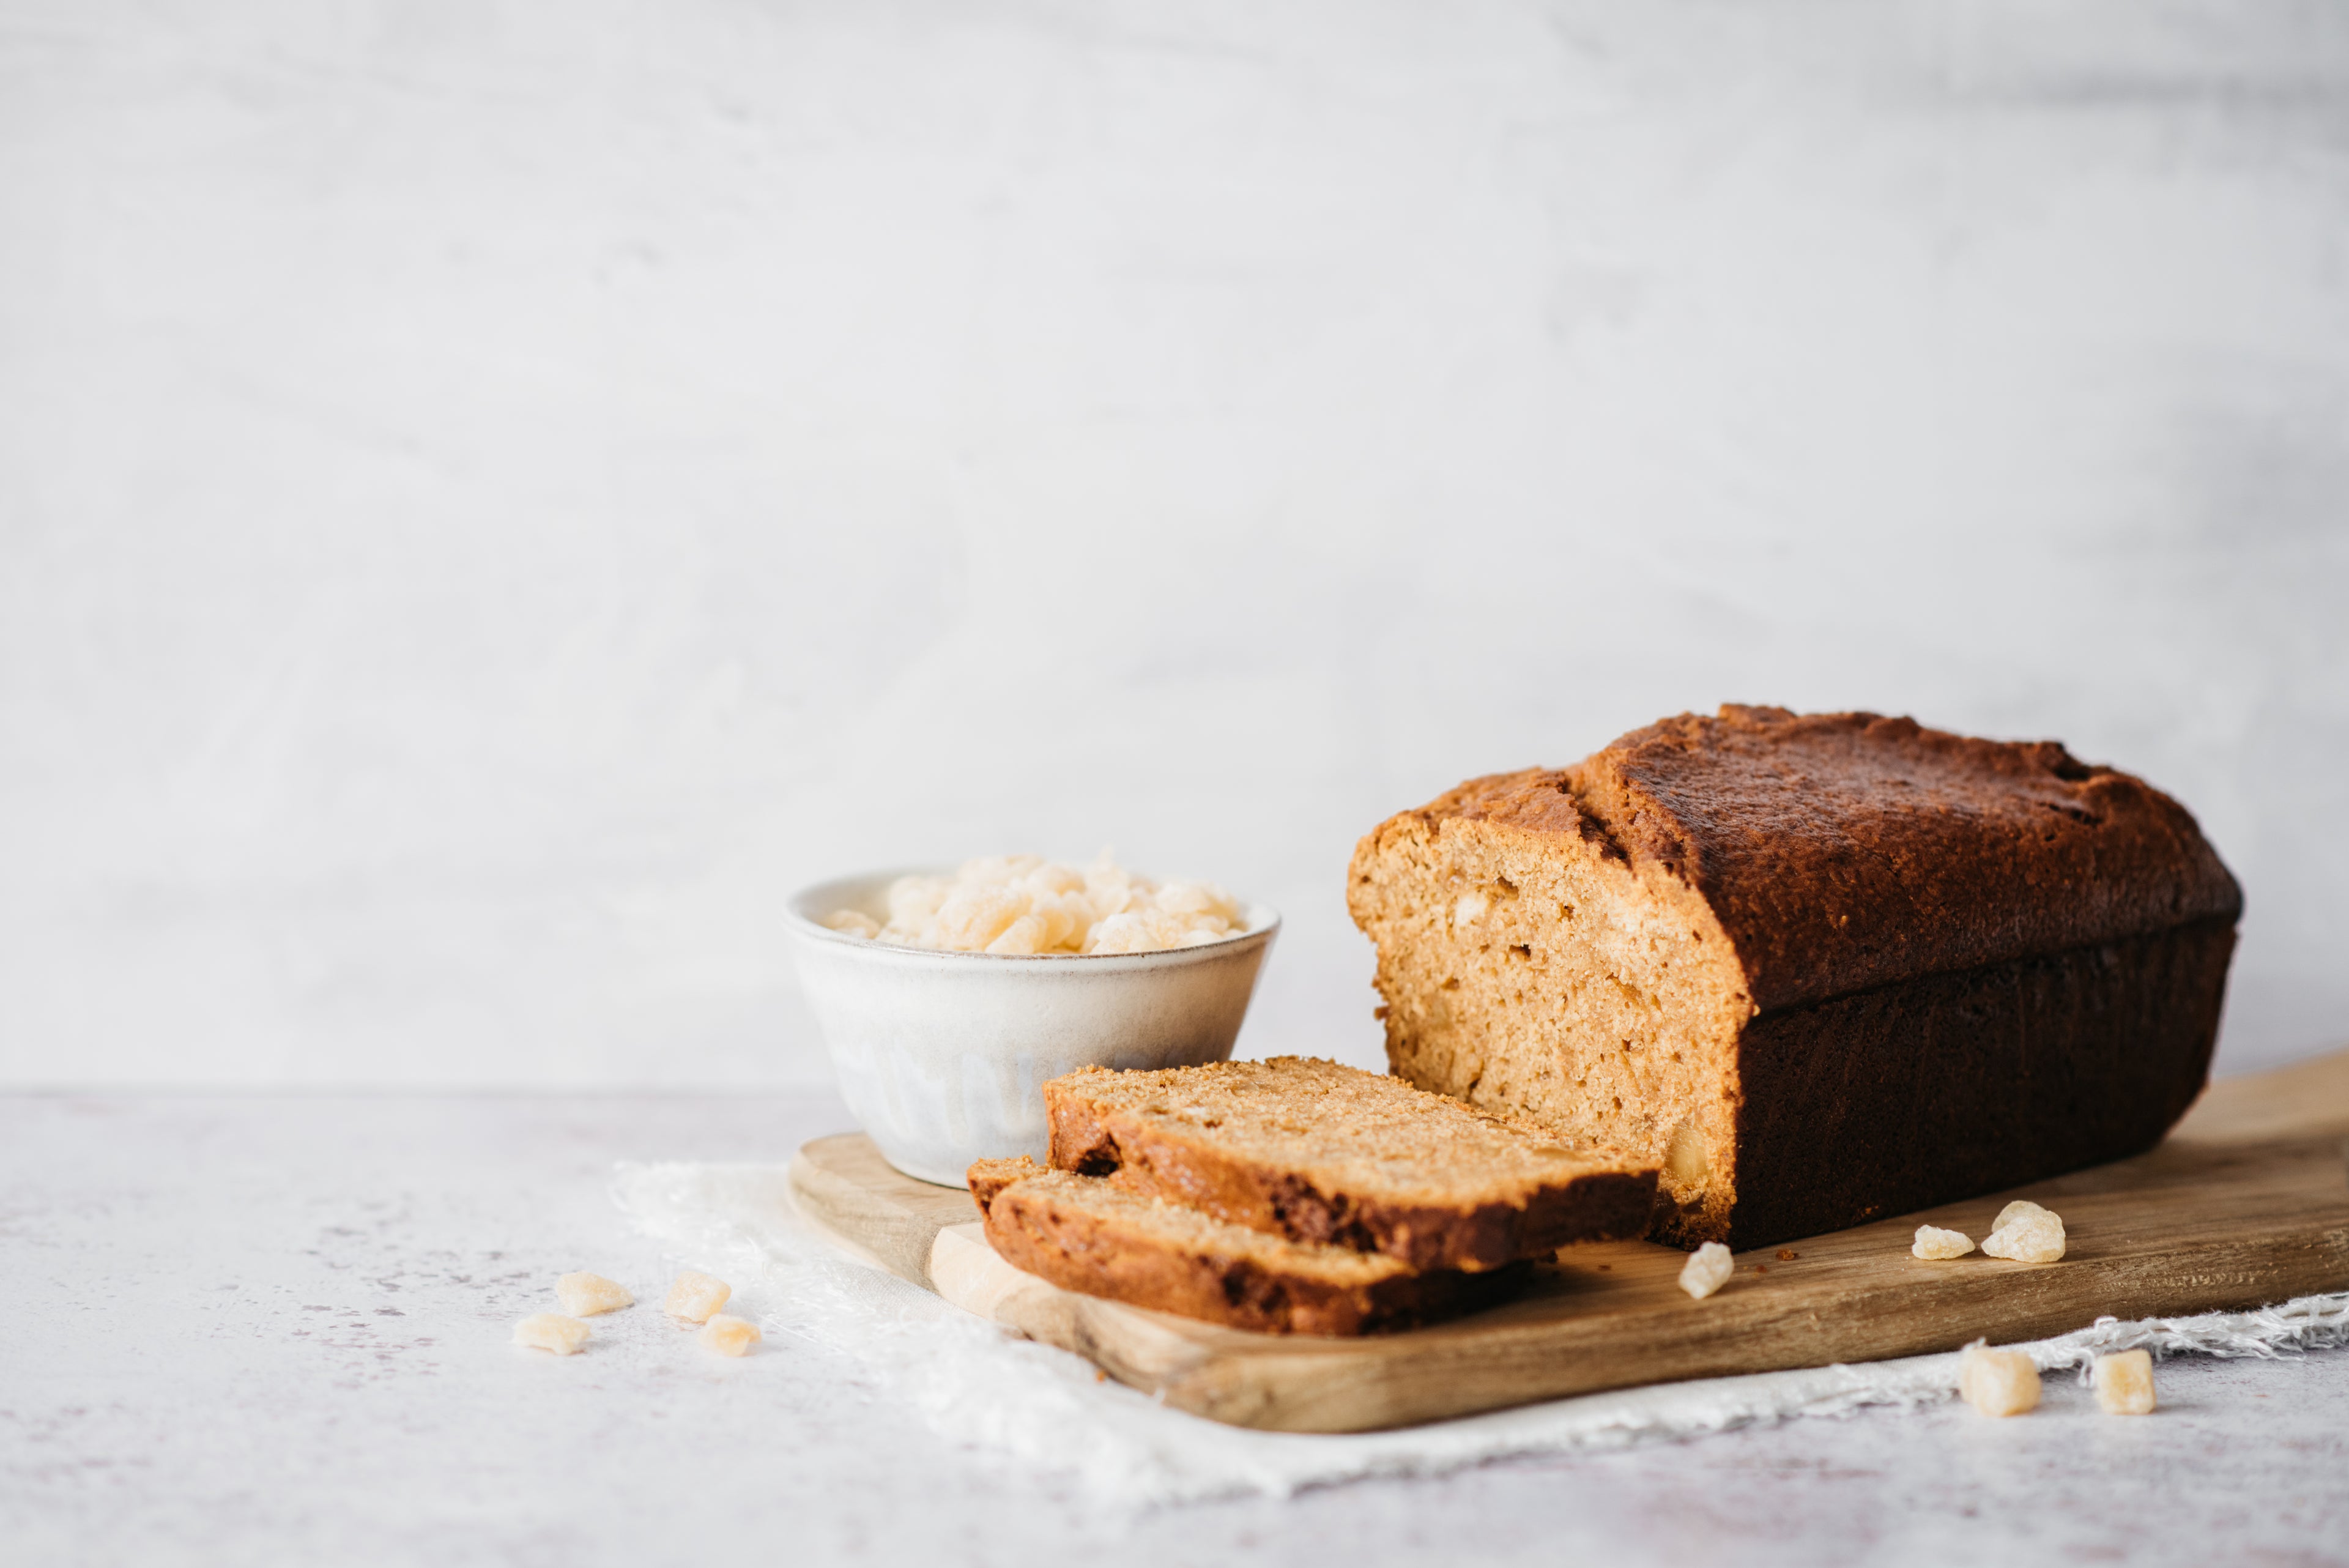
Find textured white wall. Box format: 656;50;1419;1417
2;1;2343;1087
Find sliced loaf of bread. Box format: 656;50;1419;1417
967;1156;1518;1336
1044;1057;1657;1271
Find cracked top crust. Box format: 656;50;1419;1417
1408;705;2243;1014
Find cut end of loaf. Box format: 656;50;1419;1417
1348;786;1751;1247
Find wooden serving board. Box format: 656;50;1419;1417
787;1048;2349;1433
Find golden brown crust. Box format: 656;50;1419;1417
973;1164;1523;1336
1414;706;2243;1014
1045;1061;1655;1270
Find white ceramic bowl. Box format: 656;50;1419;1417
784;870;1280;1186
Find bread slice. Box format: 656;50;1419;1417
966;1156;1521;1336
1043;1057;1658;1271
1348;705;2241;1249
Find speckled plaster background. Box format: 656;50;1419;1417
2;0;2344;1088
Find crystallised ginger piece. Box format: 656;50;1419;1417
1959;1342;2041;1416
830;853;1241;956
513;1313;591;1356
665;1270;732;1323
1982;1204;2066;1264
2093;1349;2157;1414
1913;1225;1975;1260
554;1272;633;1317
984;913;1052;955
698;1313;762;1357
937;885;1026;951
1679;1241;1734;1300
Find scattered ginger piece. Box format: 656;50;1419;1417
1982;1202;2066;1263
555;1273;634;1317
513;1314;591;1356
1679;1242;1733;1300
2094;1350;2157;1415
665;1271;732;1324
1913;1225;1975;1260
1959;1342;2041;1416
698;1314;762;1357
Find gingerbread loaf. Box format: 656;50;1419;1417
967;1156;1520;1335
1348;706;2242;1250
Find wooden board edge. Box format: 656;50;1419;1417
787;1143;956;1289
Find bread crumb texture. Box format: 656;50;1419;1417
665;1271;733;1324
1982;1200;2067;1263
2094;1349;2158;1415
1959;1343;2041;1416
1052;1057;1617;1198
1349;766;1747;1246
554;1272;634;1317
826;853;1244;955
697;1314;762;1357
1913;1225;1976;1260
1679;1242;1734;1300
513;1313;590;1356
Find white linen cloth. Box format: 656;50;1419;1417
614;1161;2349;1507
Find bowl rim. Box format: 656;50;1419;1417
784;866;1280;965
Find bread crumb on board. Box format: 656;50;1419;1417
555;1273;634;1317
666;1271;733;1324
1982;1200;2067;1263
513;1313;591;1356
2094;1350;2158;1414
697;1314;762;1357
1679;1242;1734;1299
1913;1225;1976;1260
1959;1342;2041;1416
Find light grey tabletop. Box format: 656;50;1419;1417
3;1091;2343;1568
